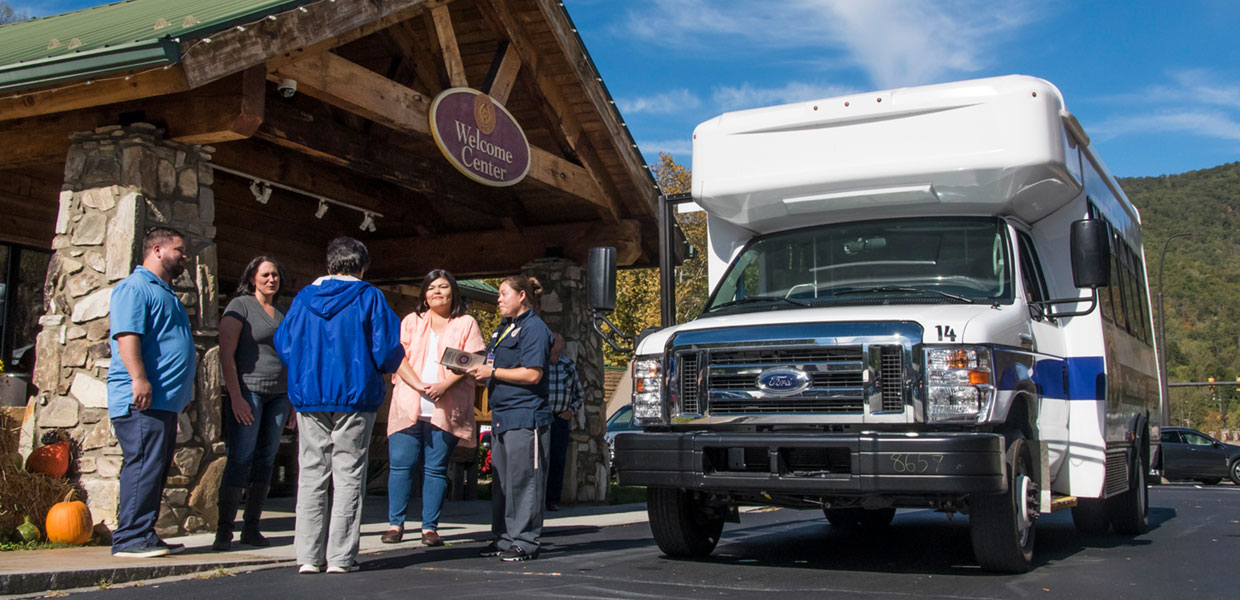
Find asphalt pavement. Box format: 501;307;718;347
13;482;1234;600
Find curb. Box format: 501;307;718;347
0;555;284;597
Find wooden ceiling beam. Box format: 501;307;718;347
429;4;469;88
474;0;622;222
181;0;432;88
483;41;521;106
256;101;518;228
0;70;263;168
532;0;659;217
170;65;266;145
270;51;610;211
367;218;643;280
0;65;189;122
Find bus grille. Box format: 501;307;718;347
675;345;905;416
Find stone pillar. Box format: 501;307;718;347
522;258;607;503
30;124;220;537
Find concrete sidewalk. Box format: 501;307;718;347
0;494;650;597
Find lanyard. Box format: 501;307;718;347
491;322;516;350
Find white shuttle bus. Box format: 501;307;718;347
609;75;1160;572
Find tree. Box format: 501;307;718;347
1;2;28;25
602;153;710;366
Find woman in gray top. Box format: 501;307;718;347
214;256;291;551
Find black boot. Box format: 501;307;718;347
213;486;245;551
240;483;272;547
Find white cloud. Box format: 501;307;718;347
617;89;702;115
617;0;1041;88
1092;110;1240;143
712;82;858;112
1091;69;1240;144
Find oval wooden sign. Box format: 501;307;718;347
430;88;530;187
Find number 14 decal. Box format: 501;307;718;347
935;325;957;341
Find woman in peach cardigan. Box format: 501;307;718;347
382;269;486;546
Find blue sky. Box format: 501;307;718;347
27;0;1240;177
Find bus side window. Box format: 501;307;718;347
1109;229;1128;332
1015;231;1050;319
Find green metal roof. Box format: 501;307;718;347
0;0;314;92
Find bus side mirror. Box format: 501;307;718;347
588;246;618;313
1070;220;1110;289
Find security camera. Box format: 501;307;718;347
277;78;297;99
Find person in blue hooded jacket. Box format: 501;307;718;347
274;236;412;574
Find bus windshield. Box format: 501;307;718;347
704;217;1014;313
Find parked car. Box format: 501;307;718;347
1157;426;1240;485
605;404;638;477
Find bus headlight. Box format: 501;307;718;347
924;346;995;423
632;355;665;425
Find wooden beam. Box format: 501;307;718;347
533;0;659;216
211;140;398;220
0;65;189;122
0;70;266;168
367;218;642;280
271;52;609;210
255;102;513;226
170;66;266;145
270;52;431;136
484;42;521;106
429;4;468;88
474;0;622;222
181;0;432;88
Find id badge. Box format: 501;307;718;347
485;352;495;367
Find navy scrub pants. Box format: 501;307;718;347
111;408;179;553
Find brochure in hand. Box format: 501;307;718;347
441;347;484;372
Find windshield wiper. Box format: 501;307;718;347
709;295;810;312
834;286;974;303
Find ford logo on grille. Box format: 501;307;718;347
755;367;811;396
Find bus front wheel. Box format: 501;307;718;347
969;435;1038;573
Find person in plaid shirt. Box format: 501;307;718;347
545;333;583;511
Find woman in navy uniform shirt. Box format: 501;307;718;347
466;275;553;562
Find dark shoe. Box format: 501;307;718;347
113;542;170;558
545;503;561;512
239;529;270;547
158;540;186;555
381;528;404;544
241;483;271;547
478;541;504;557
421;530;443;547
499;546;538;562
214;485;244;551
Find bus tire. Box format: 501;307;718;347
1109;440;1149;535
970;436;1037;573
1071;498;1110;533
647;487;725;557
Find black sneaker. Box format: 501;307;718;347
499;546;538;562
479;541;504;557
113;542;170;558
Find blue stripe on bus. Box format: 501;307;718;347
991;348;1104;400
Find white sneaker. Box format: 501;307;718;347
298;564;321;574
325;563;360;573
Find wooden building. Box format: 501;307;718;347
0;0;658;536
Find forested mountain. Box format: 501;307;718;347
1123;162;1240;433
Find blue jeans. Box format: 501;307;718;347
387;420;459;530
222;390;291;488
111;408;178;553
547;416;571;504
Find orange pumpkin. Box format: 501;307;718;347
45;492;92;545
26;440;70;478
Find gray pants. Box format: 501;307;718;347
295;411;376;569
490;425;551;554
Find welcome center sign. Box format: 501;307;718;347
430;88;531;187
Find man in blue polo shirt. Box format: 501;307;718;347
107;227;196;558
